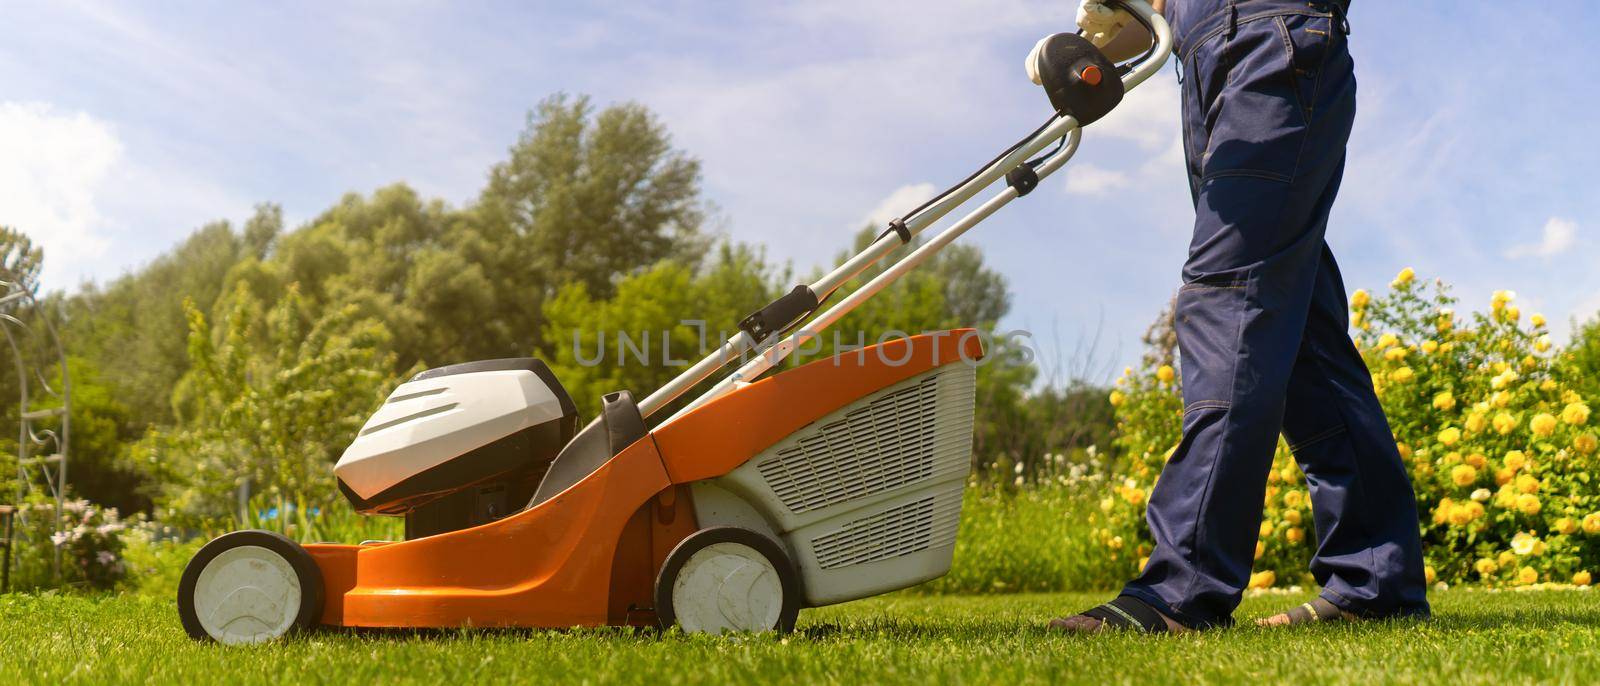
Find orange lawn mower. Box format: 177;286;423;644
175;0;1173;644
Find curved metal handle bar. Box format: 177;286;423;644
663;127;1087;422
641;2;1172;420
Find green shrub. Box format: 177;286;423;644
1099;269;1600;589
7;498;130;592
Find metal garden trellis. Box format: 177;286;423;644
0;278;70;591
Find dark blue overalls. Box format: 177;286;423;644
1118;0;1430;627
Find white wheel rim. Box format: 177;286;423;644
671;541;784;634
192;545;303;645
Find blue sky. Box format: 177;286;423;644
3;1;1597;378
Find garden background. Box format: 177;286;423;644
7;96;1600;599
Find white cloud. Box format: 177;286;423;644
861;183;937;228
1063;164;1130;195
1085;72;1180;150
1506;216;1577;259
0;102;122;283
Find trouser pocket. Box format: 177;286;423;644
1175;280;1248;409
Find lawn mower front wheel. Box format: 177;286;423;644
177;529;324;645
655;527;800;634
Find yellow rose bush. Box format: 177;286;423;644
1100;269;1600;587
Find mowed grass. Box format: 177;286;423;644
6;589;1600;684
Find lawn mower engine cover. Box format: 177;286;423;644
334;358;578;539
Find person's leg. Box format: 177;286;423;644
1270;245;1431;620
1115;5;1358;628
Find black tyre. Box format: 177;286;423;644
655;527;800;634
177;529;324;644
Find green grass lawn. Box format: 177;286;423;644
5;588;1600;684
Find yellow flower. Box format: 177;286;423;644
1123;487;1146;506
1390;367;1415;383
1248;570;1277;590
1284;509;1303;526
1518;566;1538;585
1494;412;1519;435
1284;490;1305;508
1432;392;1457;412
1443;451;1462;466
1565;390;1584;404
1530;413;1558;437
1109;536;1125;550
1466;453;1487;469
1255;541;1266;560
1498;550;1517;567
1576;433;1599;455
1512;531;1541;555
1425;566;1437;585
1377;333;1399;349
1492;290;1515;311
1471;487;1491;502
1259;521;1274;538
1516;474;1541;494
1350;288;1371;309
1421;340;1440;355
1450;464;1477;487
1492;369;1520;390
1156;365;1176;384
1506;450;1528;472
1563;402;1591;426
1384;346;1408;362
1437;426;1461;446
1109;390;1126;407
1516;493;1542;515
1139;556;1150;570
1438;308;1455;333
1532;313;1547;328
1475;558;1499;576
1576;571;1593;587
1397;442;1414;460
1495;469;1515;486
1433;498;1454;525
1541;379;1559;392
1392;267;1416;288
1465;413;1488;434
1495;485;1517;508
1522;355;1539;371
1492;391;1513;408
1556;518;1579;535
1535;335;1552;353
1447;503;1476;526
1584;513;1600;535
1507;306;1522;323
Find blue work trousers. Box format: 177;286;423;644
1120;0;1430;627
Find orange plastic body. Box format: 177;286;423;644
305;329;983;628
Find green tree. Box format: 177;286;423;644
479;94;709;354
0;226;44;294
38;357;149;513
147;283;396;523
65;205;280;430
542;244;778;418
1566;315;1600;400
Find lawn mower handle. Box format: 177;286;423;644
644;1;1172;422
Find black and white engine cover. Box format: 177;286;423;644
334;359;577;522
